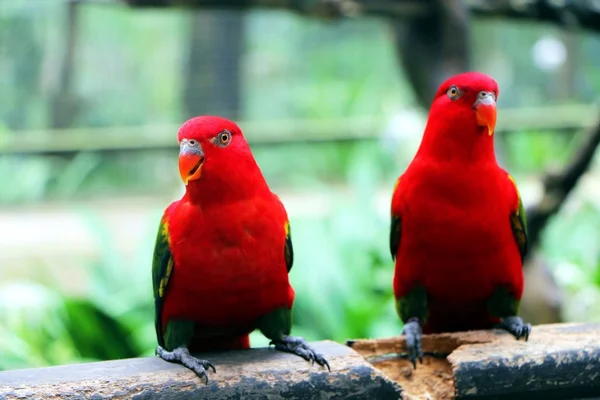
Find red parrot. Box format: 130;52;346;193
152;116;329;382
389;72;530;368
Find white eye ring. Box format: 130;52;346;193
478;91;495;100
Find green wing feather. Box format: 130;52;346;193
390;177;402;261
507;174;528;262
273;192;293;274
152;211;174;348
390;216;402;261
284;220;294;273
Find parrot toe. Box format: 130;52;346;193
270;335;331;371
499;316;531;341
402;318;423;369
156;345;216;384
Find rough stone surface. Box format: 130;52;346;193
348;322;600;400
0;341;402;400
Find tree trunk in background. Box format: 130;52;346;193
183;10;244;120
50;0;80;129
0;15;43;130
558;30;577;101
520;253;563;325
392;0;470;109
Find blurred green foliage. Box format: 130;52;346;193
3;134;600;371
1;0;600;373
0;142;401;370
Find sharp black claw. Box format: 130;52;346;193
499;316;531;342
402;317;423;370
199;370;208;385
272;335;331;371
156;345;216;383
206;360;216;374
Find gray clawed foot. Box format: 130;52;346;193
156;345;216;384
499;316;531;341
403;317;423;369
270;335;331;371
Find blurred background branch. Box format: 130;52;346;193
119;0;600;110
0;105;594;156
526;110;600;249
121;0;600;35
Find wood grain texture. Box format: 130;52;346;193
2;325;598;399
0;341;402;400
348;322;600;400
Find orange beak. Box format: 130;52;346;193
179;141;204;185
475;93;497;136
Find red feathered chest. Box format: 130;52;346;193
393;157;523;307
162;194;294;328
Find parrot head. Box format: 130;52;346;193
429;71;499;137
176;116;257;188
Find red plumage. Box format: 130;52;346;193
158;116;294;352
391;72;526;334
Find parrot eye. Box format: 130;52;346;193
188;139;198;146
216;130;232;147
447;86;461;100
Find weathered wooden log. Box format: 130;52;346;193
2;324;599;399
348;322;600;400
0;340;402;399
